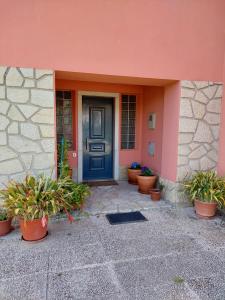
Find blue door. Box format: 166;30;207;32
83;96;113;181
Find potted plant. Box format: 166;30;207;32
0;207;12;236
183;171;225;217
58;176;90;210
1;175;73;241
128;162;142;185
137;166;157;194
58;137;72;178
150;180;164;201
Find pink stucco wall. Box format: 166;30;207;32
1;0;225;82
161;82;180;181
141;87;164;174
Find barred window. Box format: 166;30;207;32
56;91;73;149
121;95;136;149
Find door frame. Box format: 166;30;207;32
77;91;120;182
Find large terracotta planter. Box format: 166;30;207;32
150;189;161;201
128;169;142;185
137;175;157;194
19;218;48;241
194;199;217;218
0;218;12;236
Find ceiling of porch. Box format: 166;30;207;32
55;71;176;87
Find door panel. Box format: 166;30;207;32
83;96;113;180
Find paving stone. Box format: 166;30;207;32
49;243;106;273
31;89;54;107
48;265;125;299
0;66;7;84
7;87;29;103
17;104;39;119
8;104;25;121
0;273;47;300
19;67;34;78
187;275;225;300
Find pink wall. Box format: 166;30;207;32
141;87;164;174
161;82;180;181
1;0;225;81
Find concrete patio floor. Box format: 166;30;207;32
1;183;225;299
84;181;173;215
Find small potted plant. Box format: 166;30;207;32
183;171;225;217
150;180;164;201
128;162;142;185
1;175;73;241
137;166;157;194
0;207;12;236
58;176;90;210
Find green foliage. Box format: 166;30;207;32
141;166;154;176
156;177;164;191
58;177;90;209
0;207;8;221
183;171;225;208
58;138;71;178
173;276;184;284
0;175;72;221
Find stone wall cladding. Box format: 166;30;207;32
0;66;55;188
177;81;223;181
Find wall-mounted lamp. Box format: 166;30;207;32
148;113;156;129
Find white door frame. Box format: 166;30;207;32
77;91;120;182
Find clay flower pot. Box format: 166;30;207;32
137;175;157;194
150;189;161;201
194;199;217;218
128;169;142;185
19;218;48;241
0;218;12;236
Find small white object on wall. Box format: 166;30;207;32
148;142;155;156
148;113;156;129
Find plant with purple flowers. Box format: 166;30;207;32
130;162;141;169
141;166;154;176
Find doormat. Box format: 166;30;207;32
83;180;118;187
106;211;148;225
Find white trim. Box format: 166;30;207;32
77;91;120;182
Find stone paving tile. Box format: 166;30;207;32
0;272;47;300
101;233;202;261
128;283;199;300
186;275;225;300
47;265;127;300
48;242;106;273
114;250;225;293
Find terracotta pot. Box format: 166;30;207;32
151;189;161;201
19;218;48;241
194;199;217;218
0;218;12;236
137;175;157;194
128;169;142;185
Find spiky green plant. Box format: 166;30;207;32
0;175;73;222
0;207;9;221
183;171;225;208
58;177;90;209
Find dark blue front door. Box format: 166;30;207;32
83;96;113;180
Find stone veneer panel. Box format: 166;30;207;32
162;80;223;203
177;81;223;181
0;66;55;188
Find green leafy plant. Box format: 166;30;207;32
141;166;154;176
155;177;164;191
0;207;8;221
58;177;90;209
173;276;185;284
58;137;71;178
0;175;73;222
183;171;225;208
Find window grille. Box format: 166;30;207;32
121;95;136;149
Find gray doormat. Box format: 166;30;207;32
83;180;118;187
106;211;148;225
